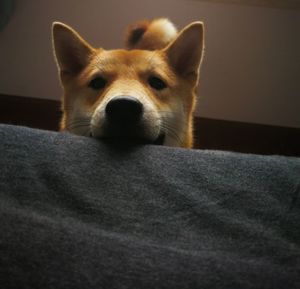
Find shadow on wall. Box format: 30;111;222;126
0;0;14;32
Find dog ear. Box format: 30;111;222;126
52;22;94;75
164;22;204;77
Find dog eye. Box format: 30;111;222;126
148;76;167;91
89;77;107;90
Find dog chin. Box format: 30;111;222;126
90;121;164;145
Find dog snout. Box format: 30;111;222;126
105;96;143;125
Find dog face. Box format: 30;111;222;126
52;20;204;147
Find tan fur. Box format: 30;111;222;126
52;18;204;148
125;18;178;50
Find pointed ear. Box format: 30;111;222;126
52;22;94;75
164;22;204;77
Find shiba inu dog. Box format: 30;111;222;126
52;18;204;148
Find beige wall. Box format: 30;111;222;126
0;0;299;127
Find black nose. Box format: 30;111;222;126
105;96;143;125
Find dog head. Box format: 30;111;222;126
52;19;204;147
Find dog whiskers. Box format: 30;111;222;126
65;118;91;135
161;123;183;145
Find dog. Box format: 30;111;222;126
52;18;204;148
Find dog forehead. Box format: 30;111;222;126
92;49;166;71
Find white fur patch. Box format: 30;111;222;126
150;18;177;43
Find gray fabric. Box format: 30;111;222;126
0;124;299;289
